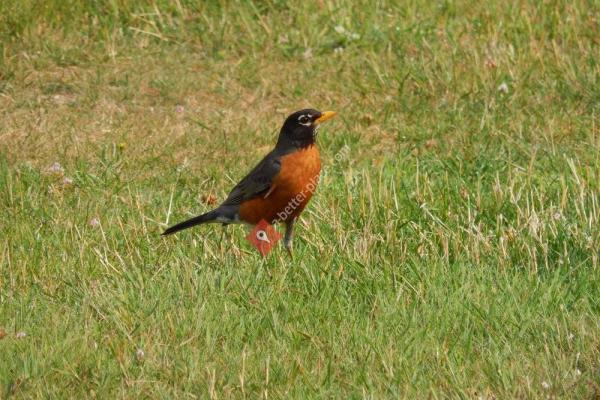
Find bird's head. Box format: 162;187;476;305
277;109;337;149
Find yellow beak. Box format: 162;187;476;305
314;111;337;125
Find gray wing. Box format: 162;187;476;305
221;152;282;206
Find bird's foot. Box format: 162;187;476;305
284;241;293;259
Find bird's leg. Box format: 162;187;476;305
284;218;296;258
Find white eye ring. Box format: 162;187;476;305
298;115;311;126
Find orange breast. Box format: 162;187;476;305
239;145;321;224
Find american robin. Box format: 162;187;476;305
162;108;337;255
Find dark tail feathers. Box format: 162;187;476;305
162;209;220;236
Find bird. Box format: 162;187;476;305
162;108;337;256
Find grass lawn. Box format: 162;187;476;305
1;0;599;398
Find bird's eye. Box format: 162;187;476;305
298;115;311;125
